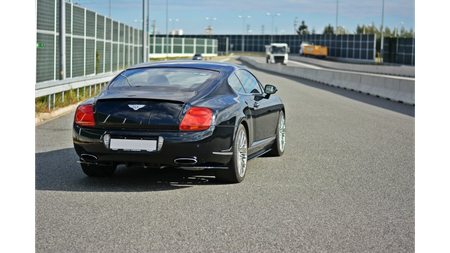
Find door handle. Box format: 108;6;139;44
254;102;260;108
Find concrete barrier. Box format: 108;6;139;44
331;71;362;91
375;76;400;100
239;56;415;105
317;70;335;85
395;79;415;105
289;55;415;77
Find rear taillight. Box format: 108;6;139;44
179;107;213;131
75;104;95;127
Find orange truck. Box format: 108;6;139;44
299;42;327;58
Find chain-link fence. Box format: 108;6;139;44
36;0;218;84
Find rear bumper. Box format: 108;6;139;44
73;123;235;169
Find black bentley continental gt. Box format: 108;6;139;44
73;60;286;183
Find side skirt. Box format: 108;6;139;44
177;166;229;171
248;148;272;161
248;136;276;159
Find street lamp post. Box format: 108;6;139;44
205;17;216;27
238;15;250;52
395;21;404;63
336;0;339;34
142;0;147;63
169;18;179;34
266;13;280;44
205;17;216;35
395;21;404;37
380;0;385;63
166;0;168;58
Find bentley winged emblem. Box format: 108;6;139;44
128;104;146;111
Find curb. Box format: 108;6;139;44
35;103;79;126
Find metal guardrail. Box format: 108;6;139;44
35;71;121;95
35;70;122;110
35;54;220;110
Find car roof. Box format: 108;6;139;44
127;60;246;73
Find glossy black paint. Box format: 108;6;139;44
73;60;284;170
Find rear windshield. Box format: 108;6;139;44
109;67;219;91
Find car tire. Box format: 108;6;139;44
267;111;286;156
81;163;116;177
215;124;248;183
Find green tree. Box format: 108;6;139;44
355;23;414;37
323;24;334;34
297;21;308;34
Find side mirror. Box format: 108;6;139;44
264;84;278;95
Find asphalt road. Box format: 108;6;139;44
248;55;415;81
35;57;415;252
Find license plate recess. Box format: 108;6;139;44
110;138;157;152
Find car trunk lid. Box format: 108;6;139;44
95;89;191;130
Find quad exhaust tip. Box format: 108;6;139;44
174;157;198;165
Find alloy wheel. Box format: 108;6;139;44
237;129;247;178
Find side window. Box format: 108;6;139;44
228;72;246;93
235;70;263;94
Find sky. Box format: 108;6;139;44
74;0;415;35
